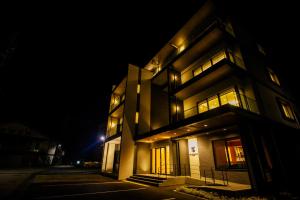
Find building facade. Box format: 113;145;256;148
101;0;300;193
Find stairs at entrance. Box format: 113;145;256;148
127;174;167;186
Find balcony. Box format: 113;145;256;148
109;93;125;113
180;89;259;121
171;49;245;100
106;116;123;138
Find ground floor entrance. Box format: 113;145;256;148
102;137;121;175
151;146;170;174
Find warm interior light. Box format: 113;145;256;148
173;74;177;81
204;124;208;127
137;84;140;94
174;105;180;112
135;112;139;124
111;122;116;128
113;97;120;105
179;44;185;52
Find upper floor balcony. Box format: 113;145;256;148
109;77;127;113
145;16;236;77
109;93;125;113
106;116;123;138
170;48;245;100
171;87;259;124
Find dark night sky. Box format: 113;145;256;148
1;1;299;161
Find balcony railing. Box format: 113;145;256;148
183;94;259;120
110;93;125;112
176;49;245;87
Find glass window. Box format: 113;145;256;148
211;51;226;65
213;138;246;170
208;96;219;110
213;140;228;169
226;139;246;168
193;66;202;76
202;61;211;71
268;68;280;86
280;101;295;120
220;89;239;107
198;101;208;113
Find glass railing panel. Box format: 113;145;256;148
184;107;198;119
181;91;259;121
174;49;246;90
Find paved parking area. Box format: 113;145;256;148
21;168;201;200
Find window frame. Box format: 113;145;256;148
276;97;296;122
267;68;280;86
212;137;247;171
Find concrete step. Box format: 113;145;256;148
131;175;164;183
127;177;160;186
133;174;167;180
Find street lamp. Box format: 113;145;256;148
99;135;105;142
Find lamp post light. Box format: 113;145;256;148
99;135;105;142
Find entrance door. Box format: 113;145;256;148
151;146;170;174
188;138;200;179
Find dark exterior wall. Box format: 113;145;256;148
256;83;299;128
151;84;169;130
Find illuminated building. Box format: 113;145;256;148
101;0;299;193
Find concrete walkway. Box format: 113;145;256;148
0;168;44;199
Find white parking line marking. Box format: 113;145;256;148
43;181;123;187
34;188;147;199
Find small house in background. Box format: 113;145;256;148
0;123;60;167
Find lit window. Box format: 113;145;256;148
198;101;208;113
174;105;180;112
193;67;202;76
220;89;239;107
172;74;178;81
121;94;125;101
202;61;211;71
213;138;246;170
268;68;280;86
208;96;219;110
211;51;226;65
137;84;140;94
135;112;139;124
279;101;295;120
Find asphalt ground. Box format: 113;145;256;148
21;168;203;200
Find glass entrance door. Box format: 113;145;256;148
151;146;170;174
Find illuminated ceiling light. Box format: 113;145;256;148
174;133;177;135
204;124;208;127
187;129;191;132
223;128;227;131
